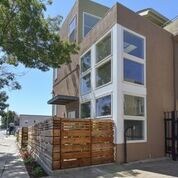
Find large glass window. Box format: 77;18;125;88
124;58;144;85
69;16;77;42
80;73;91;95
96;60;111;87
96;95;111;117
81;51;91;73
124;30;144;59
96;34;111;63
124;120;144;140
83;13;100;37
124;95;144;116
81;102;91;118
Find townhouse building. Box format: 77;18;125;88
48;0;178;162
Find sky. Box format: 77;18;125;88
5;0;178;116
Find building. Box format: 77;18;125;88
19;114;51;127
48;0;178;163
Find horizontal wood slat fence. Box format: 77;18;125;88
25;118;114;171
17;127;28;149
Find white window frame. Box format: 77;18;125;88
121;27;147;143
123;92;147;143
95;32;113;89
80;49;92;96
68;15;77;41
95;93;112;119
122;28;146;88
83;12;101;38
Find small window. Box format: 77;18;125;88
124;120;144;140
69;16;77;42
124;95;144;116
80;73;91;95
81;51;91;73
96;95;111;117
83;13;100;37
81;102;91;118
68;111;76;118
124;30;144;59
124;58;144;85
96;60;111;87
96;34;111;63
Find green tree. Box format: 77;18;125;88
0;0;79;112
1;110;18;128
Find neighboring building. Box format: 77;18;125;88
48;0;178;163
19;114;51;127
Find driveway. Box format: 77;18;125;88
46;159;178;178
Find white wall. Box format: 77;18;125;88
19;115;51;127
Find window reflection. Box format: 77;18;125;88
124;58;144;85
81;102;91;118
96;95;111;117
80;73;91;95
81;51;91;72
124;95;144;116
124;31;144;59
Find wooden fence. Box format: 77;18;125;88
17;127;28;149
27;118;114;171
28;118;60;170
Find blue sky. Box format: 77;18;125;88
6;0;178;116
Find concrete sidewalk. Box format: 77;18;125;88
0;131;29;178
45;158;178;178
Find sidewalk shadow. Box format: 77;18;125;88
0;152;29;178
126;159;178;177
50;160;178;178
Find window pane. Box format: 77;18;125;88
84;13;100;37
69;16;76;34
96;60;111;87
124;120;144;140
124;30;144;59
124;95;144;116
81;51;91;72
84;26;92;37
96;34;111;62
69;30;76;42
80;73;91;95
69;16;77;42
124;58;144;85
81;102;91;118
96;95;111;117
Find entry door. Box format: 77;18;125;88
68;111;76;118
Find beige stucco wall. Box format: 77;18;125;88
115;3;174;163
164;19;178;36
53;0;108;117
174;41;178;110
